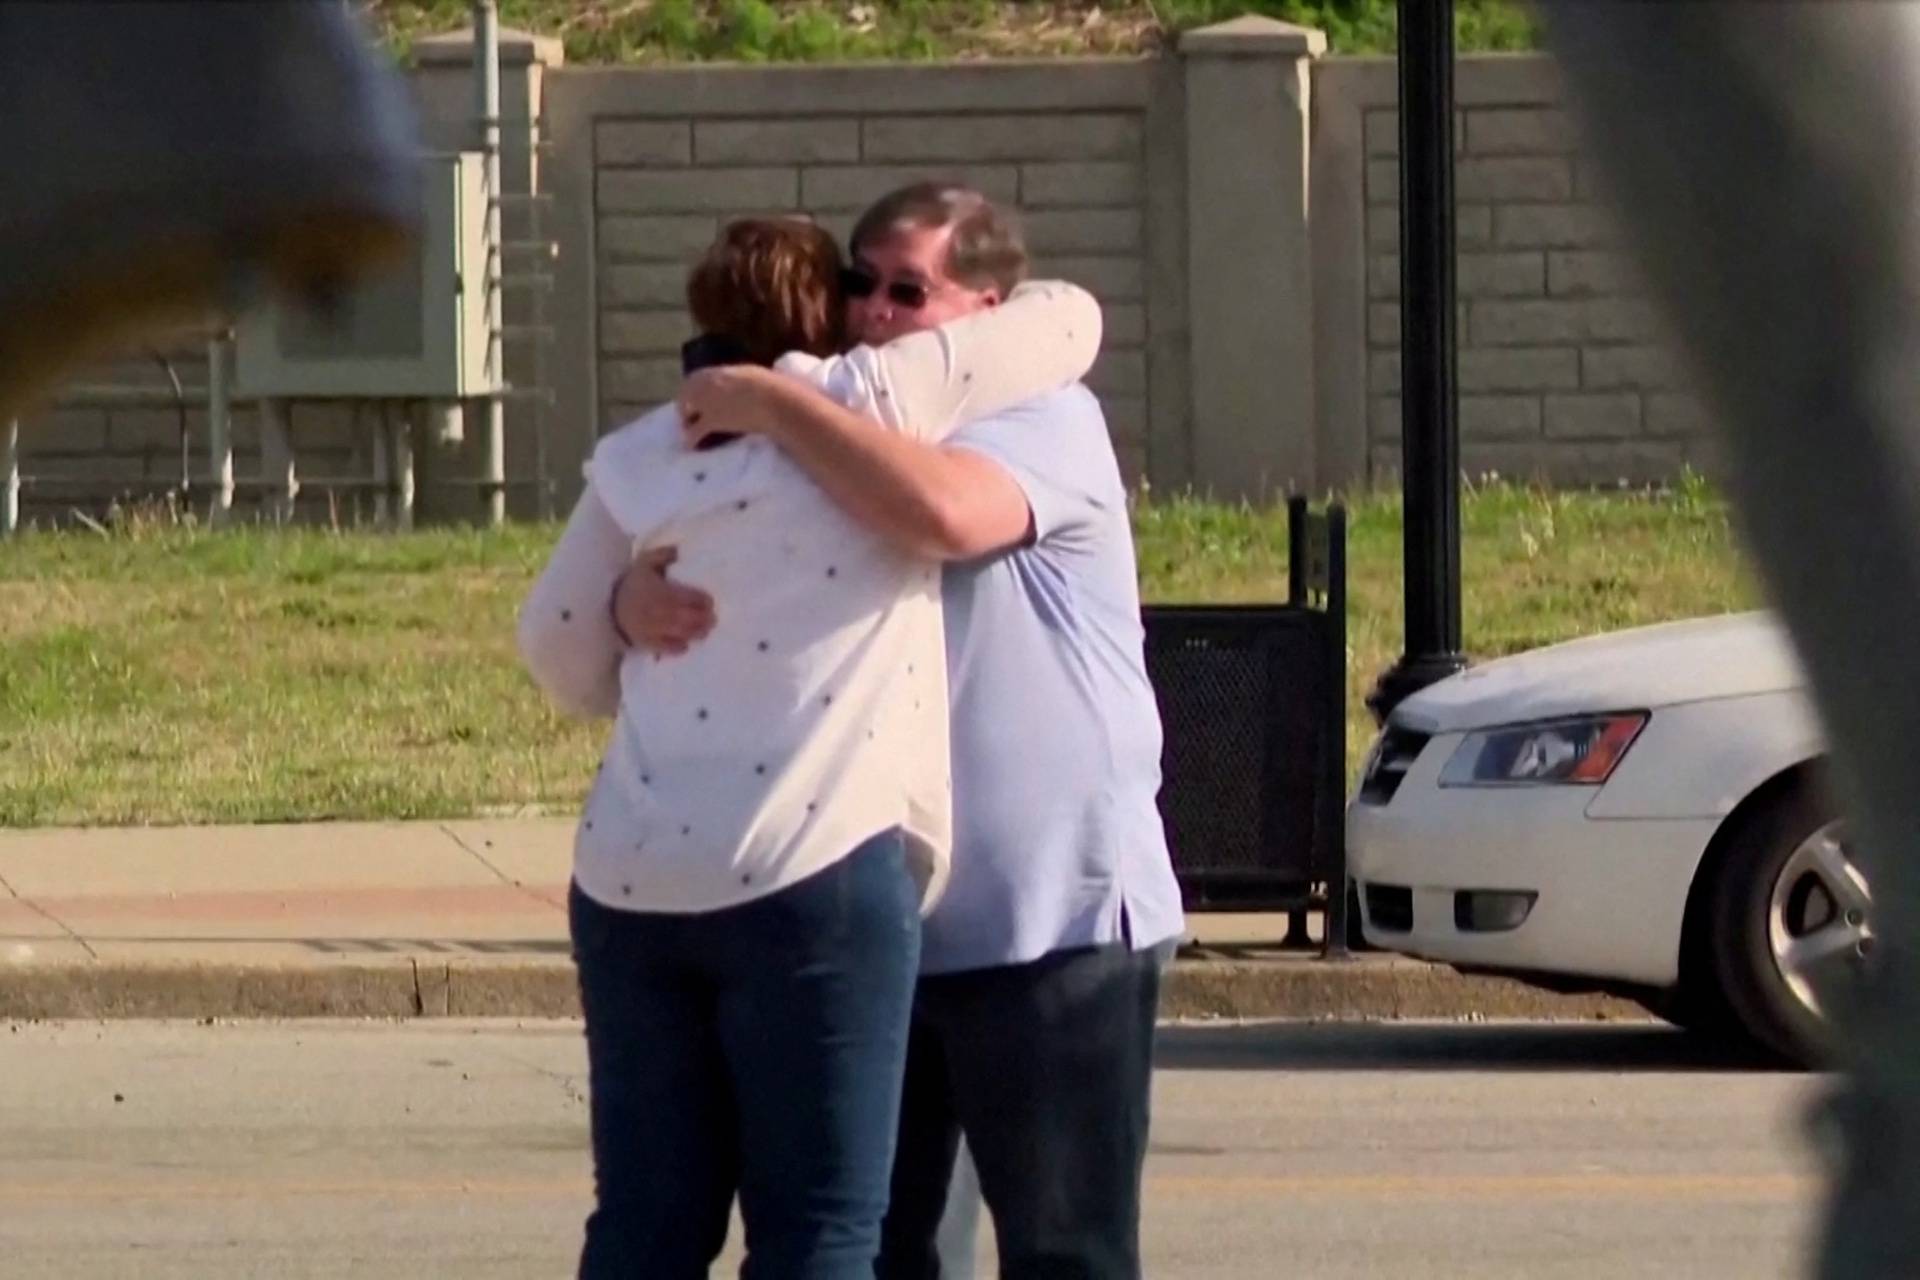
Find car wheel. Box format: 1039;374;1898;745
1636;983;1739;1040
1707;785;1872;1066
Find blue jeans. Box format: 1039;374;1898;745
877;941;1166;1280
569;830;921;1280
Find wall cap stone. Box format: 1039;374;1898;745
1181;16;1327;59
412;25;565;69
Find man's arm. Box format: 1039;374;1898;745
612;545;714;655
685;366;1033;562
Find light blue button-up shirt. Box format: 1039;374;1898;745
923;384;1185;975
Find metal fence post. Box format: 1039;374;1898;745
1322;503;1353;958
259;398;297;525
475;0;506;527
207;331;235;526
3;418;18;536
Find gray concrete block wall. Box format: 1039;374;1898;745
8;329;406;529
590;101;1153;482
12;340;192;524
1350;56;1717;487
12;43;1732;522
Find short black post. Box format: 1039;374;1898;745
1322;504;1353;957
1286;494;1308;606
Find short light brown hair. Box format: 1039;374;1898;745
685;218;846;364
849;182;1029;296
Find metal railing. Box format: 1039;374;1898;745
2;328;229;535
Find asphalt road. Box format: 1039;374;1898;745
0;1019;1831;1278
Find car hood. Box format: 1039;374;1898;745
1392;611;1806;734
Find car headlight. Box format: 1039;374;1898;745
1438;712;1647;787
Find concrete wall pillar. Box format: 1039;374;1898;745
1180;17;1326;501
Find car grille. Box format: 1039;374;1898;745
1365;883;1414;933
1357;727;1432;805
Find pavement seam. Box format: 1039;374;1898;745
437;824;567;911
0;958;1660;1023
0;868;98;961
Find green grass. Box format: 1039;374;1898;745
363;0;1540;63
0;479;1757;828
0;521;592;828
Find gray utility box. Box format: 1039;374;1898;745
234;152;501;400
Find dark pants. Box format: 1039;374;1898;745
569;831;921;1280
877;942;1165;1280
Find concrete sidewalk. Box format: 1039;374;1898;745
0;820;1653;1023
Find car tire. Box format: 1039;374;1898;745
1706;783;1870;1067
1637;983;1736;1039
1344;881;1376;953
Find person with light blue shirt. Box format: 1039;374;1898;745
632;182;1184;1279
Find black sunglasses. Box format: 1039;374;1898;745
840;266;933;311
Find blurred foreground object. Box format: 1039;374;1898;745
1537;3;1920;1274
0;1;422;422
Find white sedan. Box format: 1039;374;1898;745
1348;611;1873;1065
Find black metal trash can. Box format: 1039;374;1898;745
1142;499;1348;950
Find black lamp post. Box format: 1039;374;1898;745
1367;0;1468;722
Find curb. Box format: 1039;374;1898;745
1159;959;1652;1023
0;957;1657;1024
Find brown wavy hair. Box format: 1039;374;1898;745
685;218;846;365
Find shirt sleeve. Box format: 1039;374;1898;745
773;350;874;426
516;484;630;720
828;280;1104;443
585;403;687;543
945;386;1118;550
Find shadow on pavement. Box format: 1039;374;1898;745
1155;1020;1799;1075
42;935;573;956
